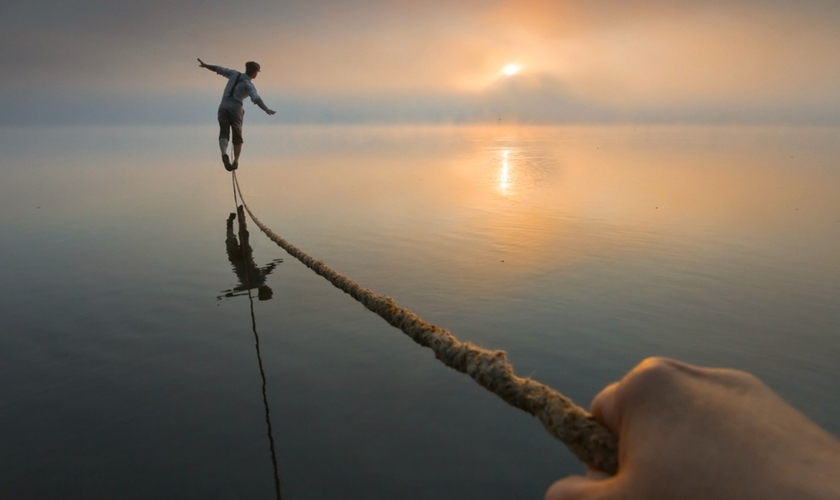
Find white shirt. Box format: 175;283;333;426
215;67;261;106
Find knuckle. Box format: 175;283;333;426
629;356;683;384
707;366;767;393
617;356;687;402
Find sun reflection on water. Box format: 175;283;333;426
499;149;511;195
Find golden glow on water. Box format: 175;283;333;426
225;125;840;292
15;124;836;291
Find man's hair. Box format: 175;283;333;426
245;61;261;74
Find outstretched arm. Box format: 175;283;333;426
197;58;220;73
253;98;276;116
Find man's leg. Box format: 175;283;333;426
231;108;244;169
218;108;234;171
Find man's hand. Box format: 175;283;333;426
545;357;840;500
253;98;275;116
198;58;219;72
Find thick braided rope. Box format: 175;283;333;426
232;172;619;474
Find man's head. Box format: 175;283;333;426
245;61;261;78
257;285;273;301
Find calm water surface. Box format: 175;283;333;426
1;124;838;499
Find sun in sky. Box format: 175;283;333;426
503;64;520;76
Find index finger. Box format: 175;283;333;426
591;381;622;435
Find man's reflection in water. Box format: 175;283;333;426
220;205;283;300
219;205;284;499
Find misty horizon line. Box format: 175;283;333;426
3;90;839;127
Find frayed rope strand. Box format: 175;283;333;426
232;172;619;474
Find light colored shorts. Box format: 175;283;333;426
217;100;245;144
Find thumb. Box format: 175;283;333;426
545;470;612;500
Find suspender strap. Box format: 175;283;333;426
227;73;243;99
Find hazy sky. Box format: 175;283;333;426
4;0;840;124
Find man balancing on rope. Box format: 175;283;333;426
198;58;276;171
